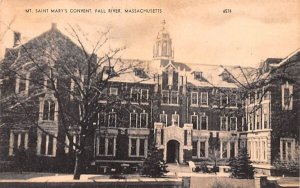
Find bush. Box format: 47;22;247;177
230;148;254;179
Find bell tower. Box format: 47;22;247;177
153;20;174;61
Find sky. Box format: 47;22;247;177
1;0;300;67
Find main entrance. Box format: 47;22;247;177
166;140;180;163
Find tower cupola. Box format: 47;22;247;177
153;20;174;60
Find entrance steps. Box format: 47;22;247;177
167;163;192;173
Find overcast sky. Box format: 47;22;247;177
1;0;300;67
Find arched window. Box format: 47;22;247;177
43;100;55;120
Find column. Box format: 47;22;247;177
220;140;223;159
17;133;21;147
235;140;238;157
197;139;200;158
9;132;14;155
145;138;148;157
24;132;29;149
205;139;208;158
37;133;41;155
113;137;116;156
53;134;57;156
45;135;49;155
128;137;131;157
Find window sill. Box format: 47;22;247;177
200;104;209;107
37;154;56;157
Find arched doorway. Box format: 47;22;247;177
166;140;180;163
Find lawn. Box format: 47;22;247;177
191;177;254;188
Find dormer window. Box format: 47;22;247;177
194;71;203;80
133;68;148;78
104;66;116;77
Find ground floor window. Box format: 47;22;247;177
192;141;197;157
37;132;57;156
9;131;28;156
200;141;206;157
192;140;207;158
96;135;116;156
221;141;228;159
129;137;148;157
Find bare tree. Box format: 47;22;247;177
0;24;149;179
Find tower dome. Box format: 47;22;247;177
153;20;174;60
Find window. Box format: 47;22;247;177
172;113;179;126
200;141;206;157
96;136;116;156
194;72;203;80
230;142;235;158
131;88;139;103
256;112;261;130
139;139;145;156
229;117;237;131
107;137;114;155
109;87;118;96
192;141;198;157
161;90;169;104
130;111;138;128
99;137;105;155
160;113;167;125
37;133;56;156
220;93;228;106
201;92;208;106
191;115;198;129
140;111;148;128
9;131;28;155
282;82;293;110
97;112;106;127
242;117;247;131
108;110;116;127
263;113;268;129
43;100;55;121
191;92;198;106
281;138;295;161
200;116;208;130
229;94;237;107
129;138;147;157
220;116;227;131
140;89;149;103
130;138;137;156
171;91;178;104
222;141;228;158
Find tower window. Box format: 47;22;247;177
43;100;55;121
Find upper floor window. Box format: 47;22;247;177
130;88;139;103
200;116;208;130
140;111;148;128
109;87;118;96
191;114;198;129
140;89;149;103
97;112;106;127
201;92;208;106
160;112;167;126
220;116;228;131
194;71;203;80
161;90;169;104
229;117;237;131
280;138;295;161
191;92;198;106
108;109;116;127
281;82;293;110
43;100;55;121
172;113;179;126
229;94;237;107
130;110;138;128
171;91;179;104
220;93;228;106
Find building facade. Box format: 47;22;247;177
0;22;299;175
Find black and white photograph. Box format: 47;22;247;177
0;0;299;187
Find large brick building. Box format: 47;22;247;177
0;22;299;175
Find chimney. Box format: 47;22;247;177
51;23;57;30
13;32;21;47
